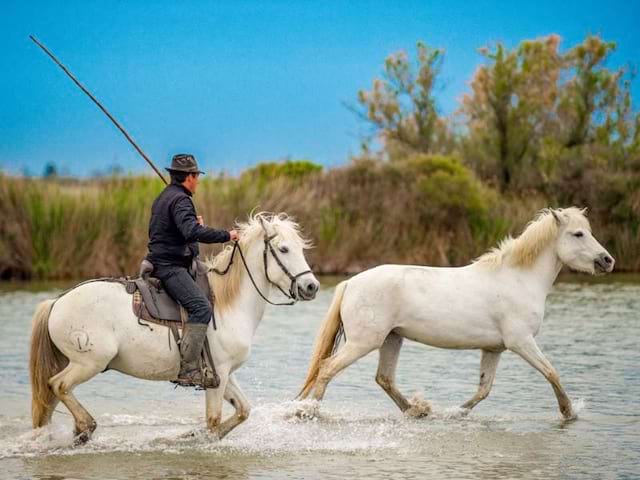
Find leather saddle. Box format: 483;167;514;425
130;258;213;324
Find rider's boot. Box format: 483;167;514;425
173;323;217;389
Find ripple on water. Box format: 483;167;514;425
0;281;639;479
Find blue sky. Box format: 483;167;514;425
1;1;638;176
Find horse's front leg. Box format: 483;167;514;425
205;370;229;436
507;335;576;420
216;374;251;440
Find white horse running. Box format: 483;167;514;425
299;208;614;420
30;213;319;443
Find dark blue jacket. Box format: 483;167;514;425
147;182;230;267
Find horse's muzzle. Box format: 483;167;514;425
594;253;615;273
297;278;319;300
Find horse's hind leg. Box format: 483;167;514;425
49;361;108;444
375;332;430;418
460;349;502;413
312;341;374;401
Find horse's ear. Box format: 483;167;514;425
257;214;275;236
551;209;562;226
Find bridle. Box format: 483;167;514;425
210;229;313;306
263;232;313;300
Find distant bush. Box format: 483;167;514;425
241;160;322;186
401;154;495;230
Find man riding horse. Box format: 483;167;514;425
146;153;239;388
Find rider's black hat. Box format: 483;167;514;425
165;154;205;174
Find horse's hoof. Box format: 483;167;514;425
405;394;431;419
458;407;472;417
292;400;320;421
295;409;316;421
405;399;431;419
72;430;92;446
72;421;96;446
561;409;578;422
405;407;430;419
177;428;199;440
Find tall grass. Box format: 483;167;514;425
0;159;637;280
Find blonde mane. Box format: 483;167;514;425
205;212;311;312
475;207;589;269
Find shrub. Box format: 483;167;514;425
402;154;496;232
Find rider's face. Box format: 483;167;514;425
184;173;200;193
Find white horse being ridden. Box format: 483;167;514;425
299;208;614;420
30;213;319;443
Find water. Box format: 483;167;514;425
0;277;638;479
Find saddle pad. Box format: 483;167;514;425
132;290;185;324
131;267;213;323
134;278;182;321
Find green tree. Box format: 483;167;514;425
559;36;629;149
541;36;638;194
460;35;563;191
43;162;58;178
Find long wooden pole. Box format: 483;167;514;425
29;35;168;184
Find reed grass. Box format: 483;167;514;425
0;160;637;280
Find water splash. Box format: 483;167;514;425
572;398;587;415
2;396;598;460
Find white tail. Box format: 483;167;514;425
298;281;347;399
29;299;68;428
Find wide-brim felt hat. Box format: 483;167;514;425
165;154;205;174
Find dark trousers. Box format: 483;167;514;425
154;265;212;325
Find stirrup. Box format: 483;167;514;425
202;365;220;389
171;367;219;390
171;370;200;388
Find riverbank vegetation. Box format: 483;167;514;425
1;34;638;279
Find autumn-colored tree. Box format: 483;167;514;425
354;42;453;160
460;35;563;191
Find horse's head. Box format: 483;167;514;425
553;208;615;274
252;212;320;301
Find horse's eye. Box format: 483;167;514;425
279;246;289;254
573;231;584;238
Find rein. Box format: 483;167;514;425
209;234;312;307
